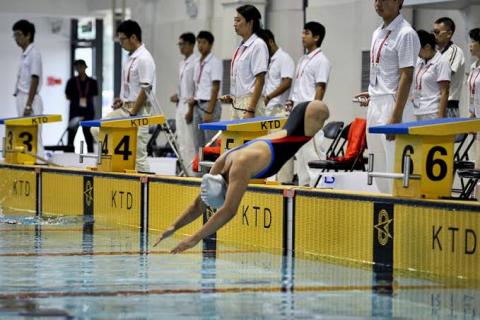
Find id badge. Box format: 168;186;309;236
123;83;130;99
230;75;236;94
79;97;87;108
369;65;378;87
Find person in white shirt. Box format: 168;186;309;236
189;31;223;154
91;20;156;172
263;29;294;116
219;4;269;119
170;33;197;176
262;29;295;183
12;19;44;156
287;21;332;186
433;17;465;118
355;0;420;194
467;28;480;200
413;30;450;121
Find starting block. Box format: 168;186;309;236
81;115;165;172
199;116;287;154
0;114;62;165
369;118;480;199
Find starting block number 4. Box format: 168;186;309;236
98;127;137;172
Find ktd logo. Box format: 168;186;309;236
12;179;31;197
130;118;149;127
111;190;133;209
432;225;477;255
374;209;392;246
31;116;49;125
241;204;272;228
260;120;282;130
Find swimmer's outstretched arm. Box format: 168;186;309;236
153;195;206;247
170;160;251;253
153;156;228;247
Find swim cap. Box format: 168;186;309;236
200;173;227;209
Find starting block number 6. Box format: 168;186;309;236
395;136;453;198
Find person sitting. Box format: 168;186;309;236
154;100;329;253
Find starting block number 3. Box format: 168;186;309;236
5;127;37;164
6;130;35;153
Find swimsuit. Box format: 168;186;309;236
225;101;312;179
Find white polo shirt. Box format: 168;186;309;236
193;52;223;101
120;44;156;102
263;48;294;107
15;43;42;95
230;33;269;97
440;42;465;102
178;54;197;101
290;48;331;104
368;14;420;97
413;52;451;115
468;60;480;117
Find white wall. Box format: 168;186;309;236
0;14;70;146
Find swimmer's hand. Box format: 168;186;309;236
153;226;175;247
171;236;200;254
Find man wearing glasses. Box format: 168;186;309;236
433;17;465;118
91;20;156;172
12;19;44;156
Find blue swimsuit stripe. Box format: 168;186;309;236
224;139;275;179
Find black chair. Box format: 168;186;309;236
452;133;475;195
147;119;176;157
457;169;480;200
322;121;345;159
309;120;367;188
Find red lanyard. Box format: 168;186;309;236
371;30;392;64
415;63;432;91
196;57;208;84
231;44;250;73
126;58;136;83
469;68;480;95
75;77;90;98
295;49;322;79
180;58;192;81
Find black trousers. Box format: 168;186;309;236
68;107;95;153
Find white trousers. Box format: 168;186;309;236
367;95;414;194
15;92;44;157
91;105;151;172
231;95;267;120
175;101;195;176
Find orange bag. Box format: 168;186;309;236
332;118;366;163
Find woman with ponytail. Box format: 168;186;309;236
219;4;269;119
